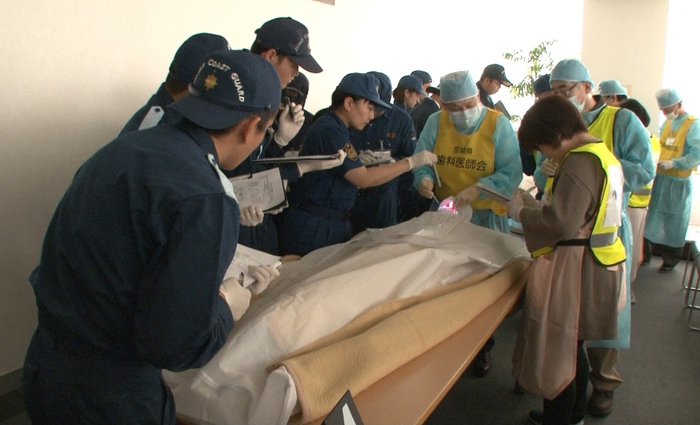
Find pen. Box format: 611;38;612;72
238;272;245;287
433;164;442;187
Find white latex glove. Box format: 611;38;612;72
541;158;559;177
240;205;264;227
513;189;539;208
274;103;305;147
297;149;347;176
358;149;378;165
407;150;438;170
658;159;674;170
247;264;280;295
454;185;480;210
219;277;252;321
418;177;435;199
506;197;525;221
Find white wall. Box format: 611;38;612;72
2;0;662;376
581;0;669;136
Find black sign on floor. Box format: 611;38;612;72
322;390;365;425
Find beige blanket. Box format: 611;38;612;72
278;260;529;424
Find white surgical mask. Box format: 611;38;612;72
665;111;678;120
567;95;585;112
448;104;482;127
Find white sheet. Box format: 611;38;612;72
165;212;530;425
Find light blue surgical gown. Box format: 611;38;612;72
412;108;522;233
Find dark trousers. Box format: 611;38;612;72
643;237;682;267
542;340;588;425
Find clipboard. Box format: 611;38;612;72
229;168;288;213
475;182;511;204
253;154;340;164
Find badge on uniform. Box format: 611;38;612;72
343;142;358;161
665;137;675;146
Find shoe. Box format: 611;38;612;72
587;388;613;417
472;351;492;377
514;380;525;395
659;264;675;273
528;409;584;425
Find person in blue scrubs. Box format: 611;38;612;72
119;33;230;135
22;50;282;425
549;58;655;418
350;71;416;234
645;88;700;271
280;73;438;256
412;70;522;378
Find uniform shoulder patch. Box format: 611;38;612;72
343;142;358;161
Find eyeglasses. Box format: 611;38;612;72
551;82;580;98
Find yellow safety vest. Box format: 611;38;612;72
433;109;507;215
658;115;697;179
629;134;660;208
533;141;627;266
544;105;618;198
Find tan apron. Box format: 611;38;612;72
512;226;589;400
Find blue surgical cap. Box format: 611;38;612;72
440;71;478;103
550;59;595;88
598;80;627;96
655;89;682;109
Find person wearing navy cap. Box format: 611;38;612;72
23;50;284;424
349;71;417;234
280;73;437;256
411;70;432;92
477;64;512;109
119;33;230;135
223;17;338;256
533;73;552;101
392;75;429;113
412;70;522;378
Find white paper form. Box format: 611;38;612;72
229;168;287;212
223;244;282;288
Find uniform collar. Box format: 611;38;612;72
175;118;219;162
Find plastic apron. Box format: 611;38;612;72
512;226;587;400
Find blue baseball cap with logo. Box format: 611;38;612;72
170;49;281;130
254;17;323;73
337;73;392;109
169;33;230;83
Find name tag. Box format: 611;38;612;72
665;137;676;146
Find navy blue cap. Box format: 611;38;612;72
411;70;432;85
170;49;281;130
169;33;230;83
282;72;309;105
533;74;551;95
481;64;512;87
337;73;392;109
367;71;392;105
254;17;323;73
397;75;429;97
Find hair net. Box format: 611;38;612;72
655;88;682;109
598;80;627;96
550;59;595;88
440;71;478;103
